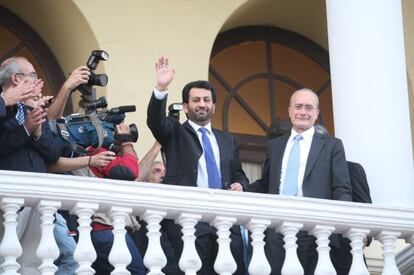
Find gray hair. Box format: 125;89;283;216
290;88;320;108
0;57;23;87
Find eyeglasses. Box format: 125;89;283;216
291;104;317;112
15;72;38;81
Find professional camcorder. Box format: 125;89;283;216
50;50;138;154
51;96;138;154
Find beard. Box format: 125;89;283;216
187;107;214;124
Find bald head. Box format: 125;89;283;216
289;88;319;108
0;57;34;88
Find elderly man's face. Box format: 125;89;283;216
15;59;37;86
288;90;320;133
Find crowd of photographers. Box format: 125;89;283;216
0;56;168;275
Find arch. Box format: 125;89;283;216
0;1;103;114
209;26;332;162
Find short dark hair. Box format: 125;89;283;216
182;80;216;104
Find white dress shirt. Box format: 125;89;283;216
187;120;221;188
279;126;315;196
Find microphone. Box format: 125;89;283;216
108;105;136;114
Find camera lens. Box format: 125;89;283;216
129;123;139;142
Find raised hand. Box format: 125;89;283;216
31;79;44;98
63;66;90;92
155;56;175;91
24;106;46;134
2;80;38;106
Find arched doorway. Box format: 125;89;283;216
0;5;70;113
209;26;333;167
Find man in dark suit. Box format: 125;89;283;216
0;56;59;171
248;88;352;275
147;57;248;274
0;57;78;275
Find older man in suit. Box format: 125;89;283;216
248;88;352;275
147;57;248;275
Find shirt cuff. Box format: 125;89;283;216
153;87;168;100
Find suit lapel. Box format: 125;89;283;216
183;121;203;153
304;132;327;180
273;136;289;191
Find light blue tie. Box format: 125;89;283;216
199;127;222;189
15;103;25;125
282;134;303;195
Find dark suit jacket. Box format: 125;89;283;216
248;132;352;201
147;93;248;189
0;114;59;173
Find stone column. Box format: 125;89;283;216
326;0;414;207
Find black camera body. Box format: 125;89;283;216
78;50;109;96
168;103;183;121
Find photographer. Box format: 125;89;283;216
47;65;90;120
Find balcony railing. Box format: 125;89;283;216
0;170;413;275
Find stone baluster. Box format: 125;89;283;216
72;202;98;275
378;230;401;275
212;216;237;275
36;200;61;275
247;218;271;275
177;213;202;274
280;222;304;275
108;206;133;275
142;210;167;275
312;225;336;275
0;198;24;275
347;228;370;275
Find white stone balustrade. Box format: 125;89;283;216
142;209;167;275
0;171;414;274
312;225;336;275
247;218;271;275
0;197;24;275
280;222;304;275
108;206;133;275
347;228;370;275
36;200;61;275
177;213;202;274
212;216;237;275
72;202;98;275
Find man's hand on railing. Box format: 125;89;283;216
228;182;243;192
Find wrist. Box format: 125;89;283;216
155;84;168;92
88;156;92;167
121;142;134;148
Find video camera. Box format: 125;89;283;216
50;50;138;154
52;96;138;154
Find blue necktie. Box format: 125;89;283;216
282;134;303;195
199;127;221;189
15;103;25;125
